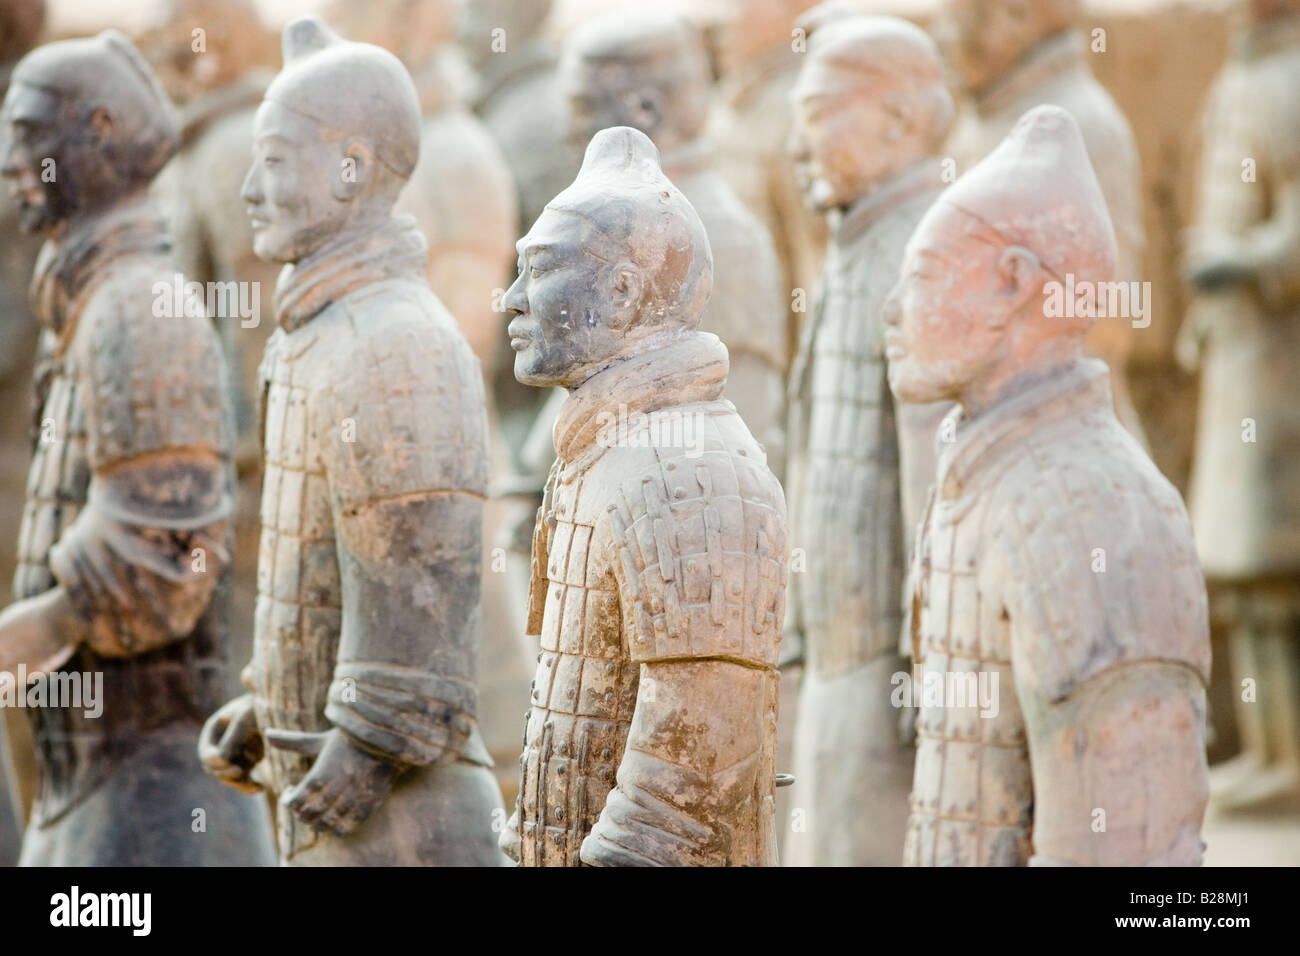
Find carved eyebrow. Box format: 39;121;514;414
254;133;296;149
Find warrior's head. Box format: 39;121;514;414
560;13;711;155
505;125;712;390
883;105;1116;413
241;16;420;264
1;30;177;237
789;14;953;213
936;0;1080;96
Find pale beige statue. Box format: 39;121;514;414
499;126;789;866
1179;0;1300;813
326;0;517;369
784;14;953;867
139;0;281;473
938;0;1149;448
702;0;826;363
560;11;788;479
888;105;1210;866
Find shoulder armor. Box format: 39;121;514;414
995;438;1210;702
78;260;229;467
318;286;489;508
608;431;787;668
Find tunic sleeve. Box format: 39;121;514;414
48;268;232;657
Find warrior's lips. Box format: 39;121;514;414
509;335;532;351
884;333;906;361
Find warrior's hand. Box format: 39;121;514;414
198;693;264;794
0;588;80;690
281;729;401;836
1182;233;1257;291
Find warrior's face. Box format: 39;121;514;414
505;208;642;389
243;99;357;263
884;201;1021;405
1;83;77;236
561;56;706;154
561;59;633;148
790;76;896;213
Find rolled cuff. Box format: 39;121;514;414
49;469;230;657
324;661;487;768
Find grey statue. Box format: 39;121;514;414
197;16;506;865
0;29;273;866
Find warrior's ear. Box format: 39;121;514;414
87;106;114;150
333;137;374;201
991;244;1041;328
608;262;644;330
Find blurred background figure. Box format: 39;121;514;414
135;0;280;716
0;0;46;868
783;12;952;866
324;0;517;369
1179;0;1300;814
323;0;529;804
696;0;826;369
559;11;788;479
935;0;1149;448
455;5;578;755
137;0;279;475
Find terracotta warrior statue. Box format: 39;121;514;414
0;29;273;865
0;0;46;869
702;0;825;365
197;16;506;865
888;105;1210;866
783;15;952;867
1179;0;1300;813
560;12;788;479
500;126;789;866
938;0;1148;448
